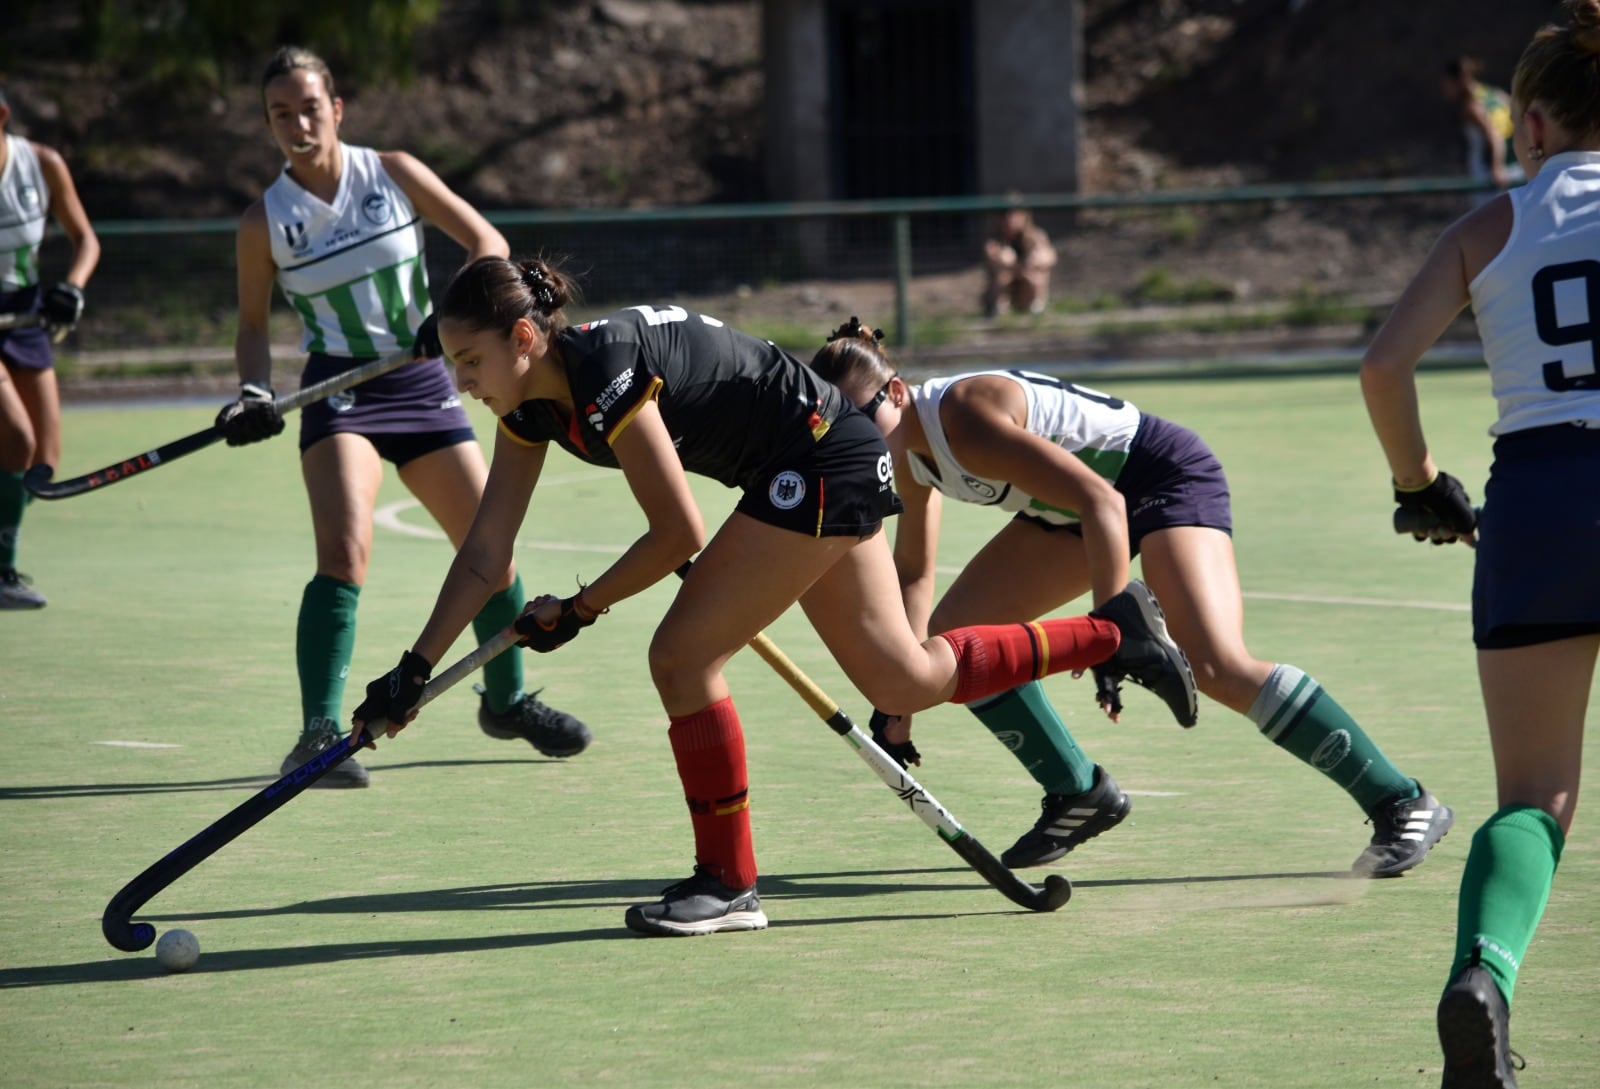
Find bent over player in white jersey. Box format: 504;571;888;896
1363;3;1600;1082
811;321;1454;879
216;47;588;787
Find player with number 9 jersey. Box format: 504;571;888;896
1362;3;1600;1079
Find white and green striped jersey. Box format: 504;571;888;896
906;370;1142;525
263;143;429;358
0;136;48;291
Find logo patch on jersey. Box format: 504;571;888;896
440;394;461;410
282;221;310;256
877;451;894;485
594;369;636;413
328;390;357;413
361;192;393;226
768;470;807;511
18;184;40;211
586;404;605;430
962;476;999;500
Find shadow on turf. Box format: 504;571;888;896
1;868;1360;988
0;759;552;800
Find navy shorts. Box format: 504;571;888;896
0;287;53;371
734;406;901;538
1473;424;1600;649
298;352;477;467
1016;414;1233;557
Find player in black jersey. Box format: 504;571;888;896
351;255;1195;936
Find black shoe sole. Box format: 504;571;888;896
1438;970;1517;1089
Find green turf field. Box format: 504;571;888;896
2;369;1595;1088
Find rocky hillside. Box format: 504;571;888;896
3;0;1555;219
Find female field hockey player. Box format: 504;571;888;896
216;47;588;787
351;255;1195;936
0;82;99;609
810;320;1454;878
1362;2;1600;1082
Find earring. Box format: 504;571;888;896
1531;146;1545;161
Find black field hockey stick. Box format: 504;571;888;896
746;629;1072;912
26;345;418;500
101;626;521;953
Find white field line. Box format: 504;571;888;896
93;740;182;749
376;497;1472;615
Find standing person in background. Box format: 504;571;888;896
1443;56;1524;194
350;255;1194;936
1364;5;1600;1084
811;321;1454;879
218;47;588;787
982;206;1057;317
0;81;99;609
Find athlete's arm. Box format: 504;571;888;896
1361;201;1507;486
944;377;1130;607
581;398;706;611
233;201;277;387
890;459;941;639
381;150;509;265
411;426;546;665
34;143;100;287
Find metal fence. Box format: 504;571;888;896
42;175;1493;368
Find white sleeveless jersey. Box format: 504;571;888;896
1472;150;1600;434
0;136;48;291
905;370;1143;524
263;144;429;358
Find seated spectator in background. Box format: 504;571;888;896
982;207;1056;317
1441;55;1524;191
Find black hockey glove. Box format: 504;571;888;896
513;593;599;653
351;650;434;744
869;708;921;769
1394;470;1476;545
41;282;85;340
214;382;286;446
413;313;441;360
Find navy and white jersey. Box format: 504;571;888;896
500;305;847;490
906;370;1143;525
262;144;429;358
1472;150;1600;434
0;136;48;292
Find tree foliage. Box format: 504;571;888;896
34;0;442;93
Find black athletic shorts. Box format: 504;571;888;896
734;405;901;538
1473;423;1600;648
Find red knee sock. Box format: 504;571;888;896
939;617;1119;704
667;697;758;890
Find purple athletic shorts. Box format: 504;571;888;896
297;352;476;465
0;287;53;370
1018;413;1232;556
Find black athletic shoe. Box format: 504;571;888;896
1001;765;1132;868
624;865;769;937
475;686;592;758
1438;961;1523;1089
0;568;46;609
1353;782;1454;877
279;728;369;788
1089;579;1199;727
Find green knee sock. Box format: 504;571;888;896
1449;804;1565;1008
1247;664;1418;814
473;574;527;714
296;575;360;738
969;680;1097;796
0;469;24;570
